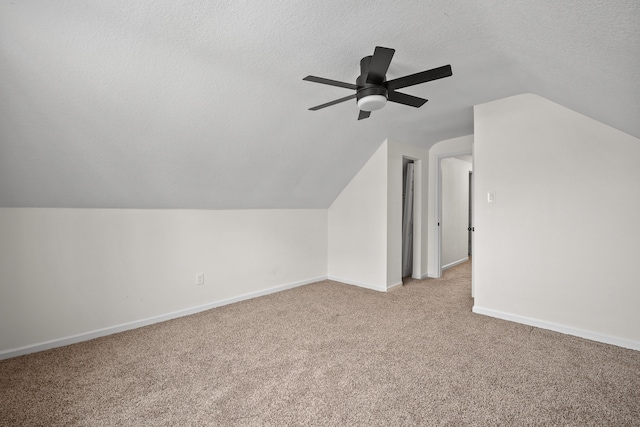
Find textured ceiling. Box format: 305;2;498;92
1;0;638;208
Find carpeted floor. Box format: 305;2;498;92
1;260;639;426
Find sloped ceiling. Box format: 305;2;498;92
1;1;638;209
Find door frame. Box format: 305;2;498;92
434;150;474;280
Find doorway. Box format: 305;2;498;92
468;171;473;257
402;158;415;279
436;153;473;279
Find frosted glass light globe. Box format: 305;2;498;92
357;95;387;112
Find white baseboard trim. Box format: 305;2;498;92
0;276;327;361
387;282;403;291
327;276;387;293
442;257;469;271
472;306;640;351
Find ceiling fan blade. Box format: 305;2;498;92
358;110;371;120
366;46;395;85
385;64;452;91
309;94;357;111
388;91;428;108
303;76;357;90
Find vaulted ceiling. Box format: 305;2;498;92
1;1;638;209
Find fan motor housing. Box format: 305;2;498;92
356;85;388;111
355;85;388;101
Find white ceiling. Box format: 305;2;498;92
1;1;638;208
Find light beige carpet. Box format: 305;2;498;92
1;260;639;426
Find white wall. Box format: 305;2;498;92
328;141;388;291
441;158;472;268
427;135;474;277
0;138;430;357
473;93;640;349
328;140;430;290
0;208;327;357
387;140;429;285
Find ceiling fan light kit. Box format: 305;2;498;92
304;46;452;120
356;90;387;112
357;94;387;111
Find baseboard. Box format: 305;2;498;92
0;276;327;361
387;281;403;291
472;306;640;351
327;276;388;292
442;257;469;271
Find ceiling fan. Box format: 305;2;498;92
303;46;452;120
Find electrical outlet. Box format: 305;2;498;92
196;273;204;286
